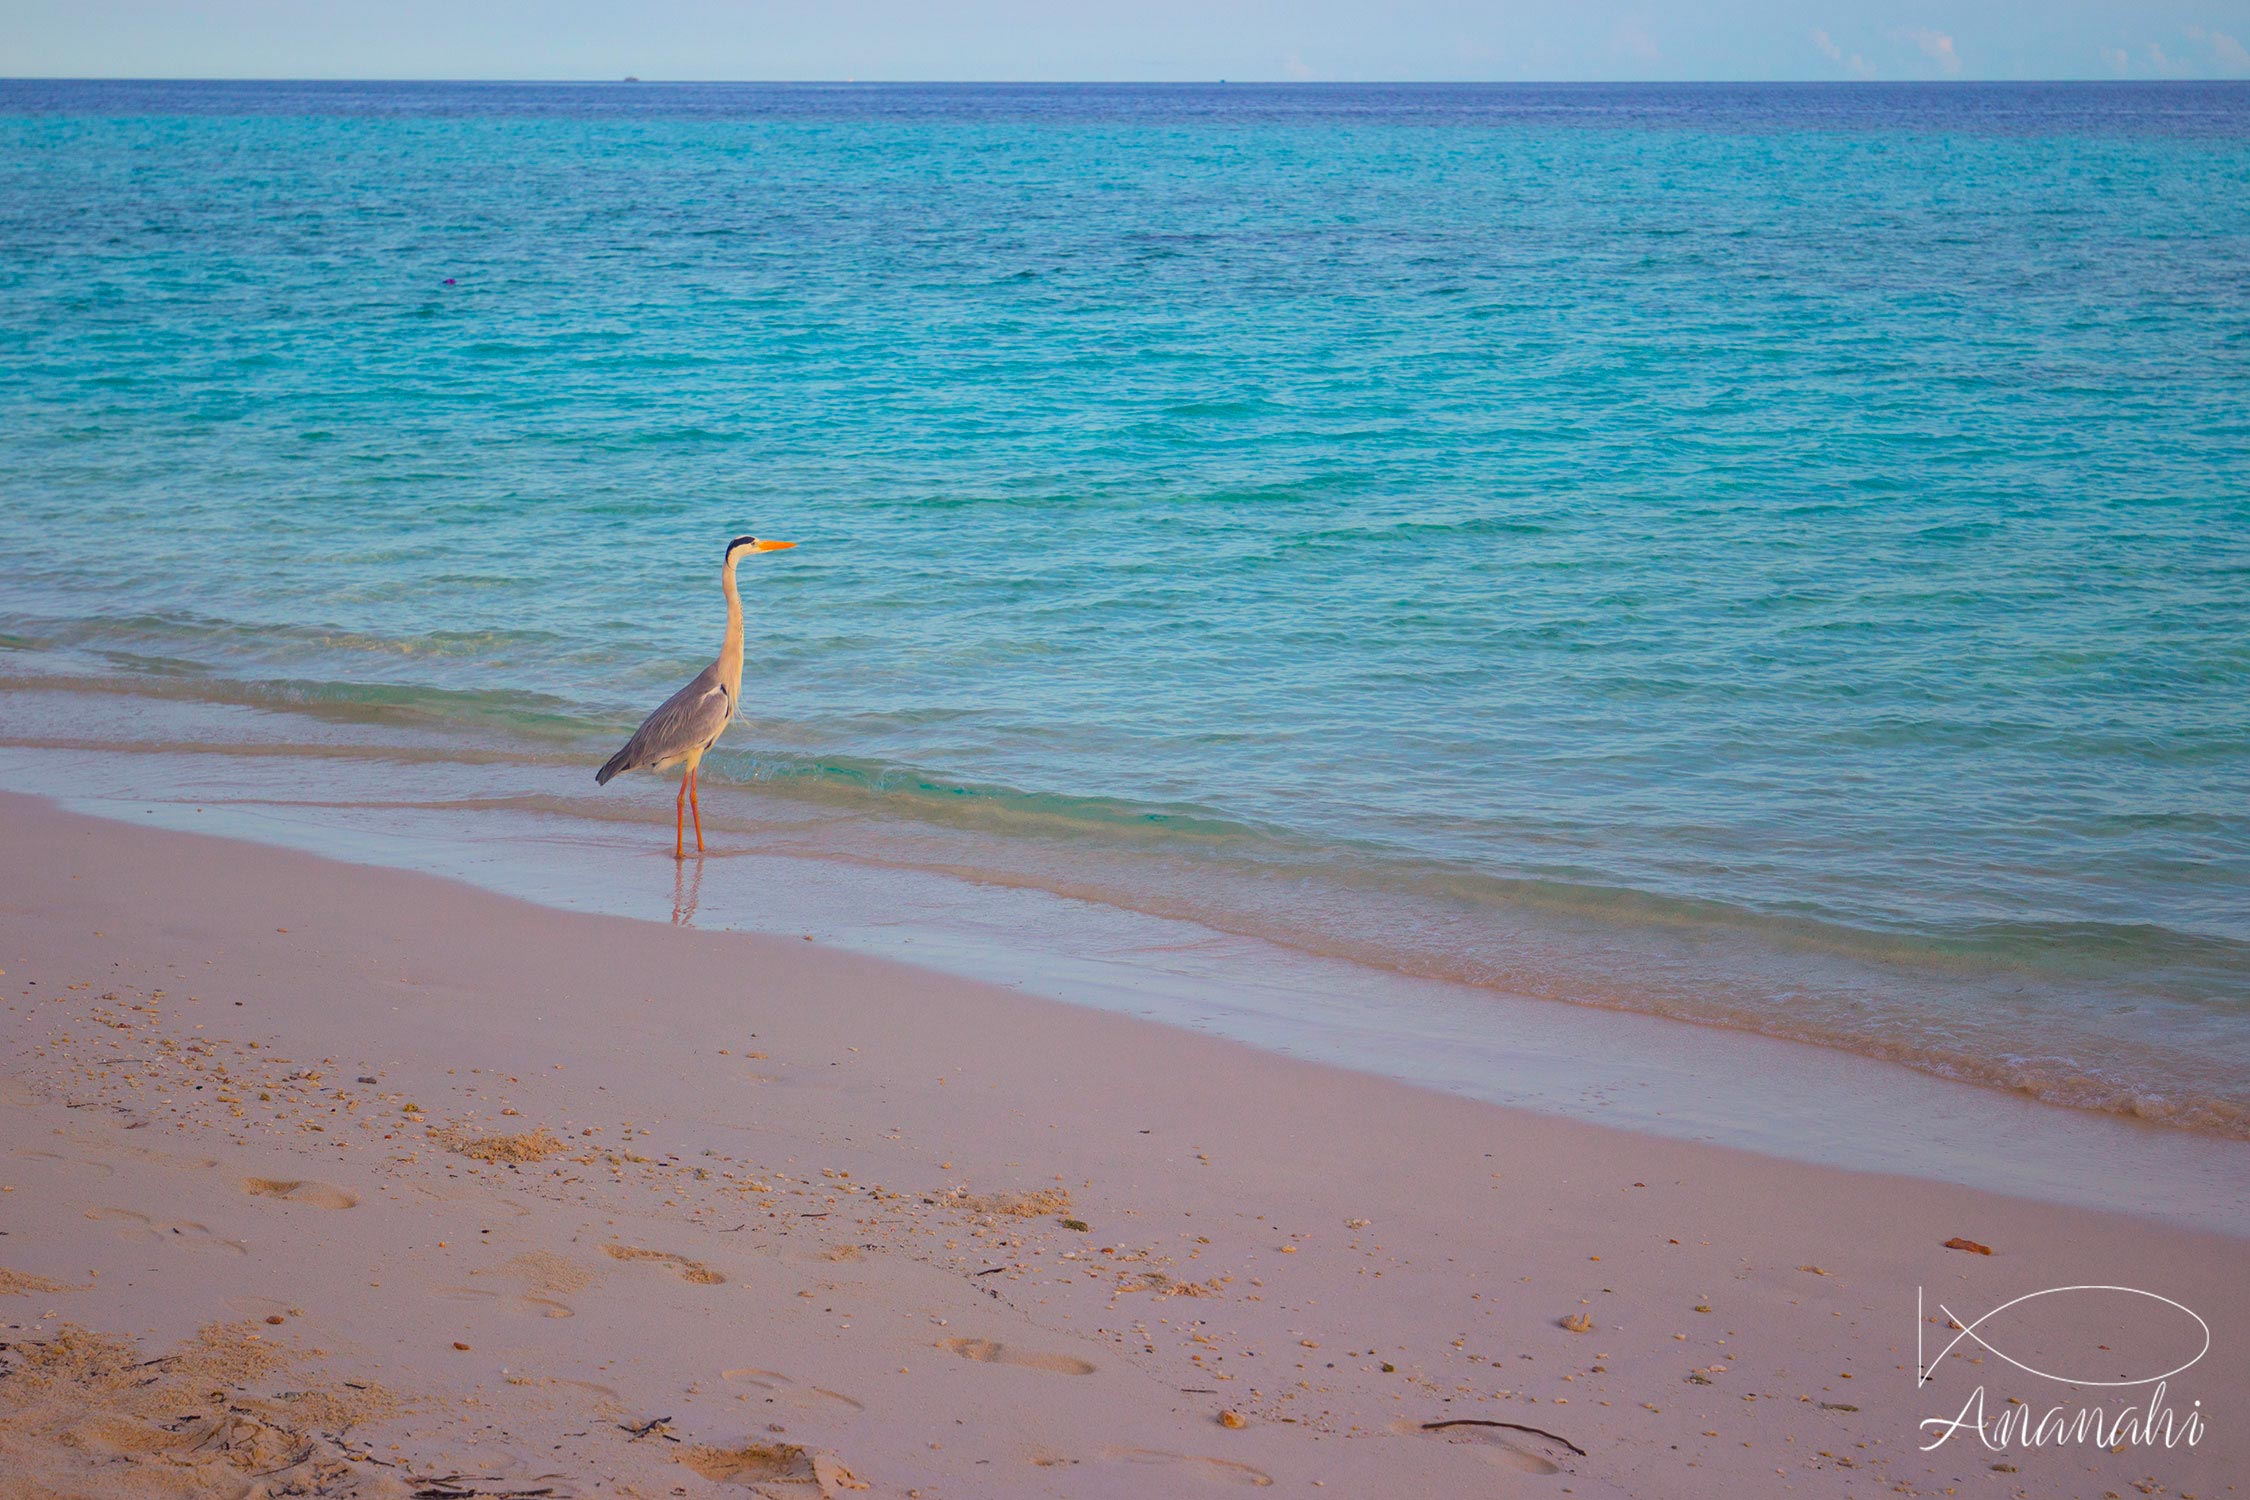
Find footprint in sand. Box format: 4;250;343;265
441;1251;594;1318
85;1206;246;1255
936;1336;1096;1376
1405;1418;1576;1476
681;1442;862;1492
682;1442;818;1488
486;1250;596;1296
242;1176;358;1210
8;1148;115;1178
1094;1448;1274;1488
602;1243;725;1284
721;1367;865;1411
437;1285;577;1319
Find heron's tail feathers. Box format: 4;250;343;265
595;746;634;786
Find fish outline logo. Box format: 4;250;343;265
1917;1284;2210;1390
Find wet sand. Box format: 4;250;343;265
2;791;2243;1498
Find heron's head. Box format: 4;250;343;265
725;534;798;563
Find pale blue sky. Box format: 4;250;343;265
4;0;2248;81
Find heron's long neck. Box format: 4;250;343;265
718;558;745;697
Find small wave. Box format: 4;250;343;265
10;658;2243;998
0;667;597;742
2;609;563;662
686;741;2250;996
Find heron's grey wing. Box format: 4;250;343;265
595;669;733;784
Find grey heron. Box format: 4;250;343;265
596;533;796;857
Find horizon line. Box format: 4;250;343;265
6;75;2241;87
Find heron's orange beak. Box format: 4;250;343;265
753;539;797;552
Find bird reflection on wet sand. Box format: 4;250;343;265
671;856;704;927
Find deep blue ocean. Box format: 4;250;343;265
2;81;2246;1132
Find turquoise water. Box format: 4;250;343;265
3;81;2247;1132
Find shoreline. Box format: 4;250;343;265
2;790;2246;1496
1;715;2246;1239
1;664;2242;1147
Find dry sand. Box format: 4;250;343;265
0;791;2242;1498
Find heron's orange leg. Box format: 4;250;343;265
689;765;706;853
674;774;688;861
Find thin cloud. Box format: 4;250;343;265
2186;25;2250;70
2100;45;2130;73
1811;26;1874;77
1282;51;1314;81
1897;26;1962;75
1613;20;1661;63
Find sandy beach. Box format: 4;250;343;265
0;789;2241;1498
